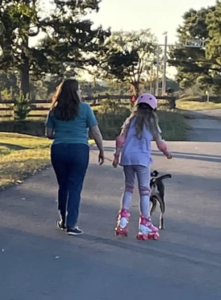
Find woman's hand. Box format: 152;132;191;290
98;150;105;165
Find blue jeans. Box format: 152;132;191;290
51;143;89;228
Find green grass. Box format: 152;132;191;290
177;99;221;111
0;133;51;190
157;110;187;141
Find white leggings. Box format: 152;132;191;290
121;165;151;217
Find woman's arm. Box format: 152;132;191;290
45;111;55;140
90;125;103;153
45;127;54;140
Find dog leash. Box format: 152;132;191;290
90;149;113;163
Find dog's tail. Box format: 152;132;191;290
154;174;172;182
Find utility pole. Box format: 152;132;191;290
154;36;203;97
162;32;168;96
155;45;160;96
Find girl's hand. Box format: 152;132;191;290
112;155;119;168
166;152;172;159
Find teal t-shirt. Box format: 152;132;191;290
45;102;98;145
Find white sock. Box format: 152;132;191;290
140;195;150;217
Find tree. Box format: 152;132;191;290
96;30;158;97
0;71;18;99
0;0;110;97
169;4;221;94
0;1;40;96
206;1;221;68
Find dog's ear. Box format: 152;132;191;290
152;170;159;177
151;171;156;177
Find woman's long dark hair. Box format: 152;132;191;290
51;79;80;121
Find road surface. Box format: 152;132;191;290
1;139;221;300
187;109;221;142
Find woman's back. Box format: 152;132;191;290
46;102;97;145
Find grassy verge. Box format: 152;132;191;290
0;133;51;190
157;110;187;141
177;99;221;111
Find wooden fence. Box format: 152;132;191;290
0;94;176;119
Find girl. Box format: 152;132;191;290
112;93;172;240
45;79;104;236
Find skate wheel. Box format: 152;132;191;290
153;233;159;240
137;234;147;241
136;234;141;240
116;228;128;238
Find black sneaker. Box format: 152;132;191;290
67;226;83;236
57;220;66;230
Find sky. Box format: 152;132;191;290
89;0;216;44
89;0;216;78
31;0;216;79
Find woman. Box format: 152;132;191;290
45;79;104;236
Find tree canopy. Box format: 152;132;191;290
169;2;221;94
0;0;110;96
96;30;158;96
2;1;221;99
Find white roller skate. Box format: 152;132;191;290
115;209;130;237
137;216;160;241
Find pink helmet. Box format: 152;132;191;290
136;93;158;110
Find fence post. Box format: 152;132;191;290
169;96;176;109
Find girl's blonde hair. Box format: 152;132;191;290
121;103;159;140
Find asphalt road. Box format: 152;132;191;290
1;140;221;300
187;109;221;142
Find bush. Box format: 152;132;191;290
95;100;131;139
14;91;31;120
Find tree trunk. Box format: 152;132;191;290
20;39;30;98
131;81;140;97
20;0;30;98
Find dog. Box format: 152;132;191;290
149;170;172;230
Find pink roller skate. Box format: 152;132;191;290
136;216;160;241
115;209;130;237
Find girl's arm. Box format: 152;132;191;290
112;121;129;167
112;134;126;168
154;132;172;159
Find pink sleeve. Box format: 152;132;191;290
116;134;126;148
157;140;167;152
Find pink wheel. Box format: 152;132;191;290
153;233;159;240
136;234;142;240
